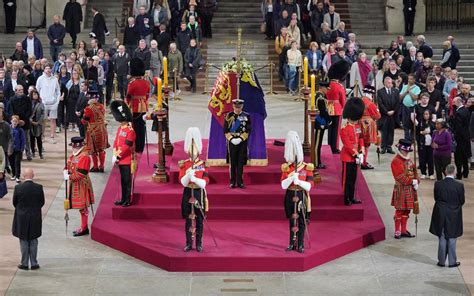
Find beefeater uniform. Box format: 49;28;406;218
113;123;136;205
326;80;346;153
281;162;314;250
179;158;209;250
125;77;150;154
340;122;364;205
224;110;251;187
391;154;418;237
66;148;94;234
82;99;109;171
360;96;381;167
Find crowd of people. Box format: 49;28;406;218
266;0;473;181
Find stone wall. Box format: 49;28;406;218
386;0;426;34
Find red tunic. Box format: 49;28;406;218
360;96;381;145
113;124;136;165
391;154;418;210
281;162;315;215
67;150;94;210
178;158;210;186
178;158;210;213
326;80;346;116
125;78;150;114
82;101;109;153
340;123;364;162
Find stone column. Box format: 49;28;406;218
386;0;426;34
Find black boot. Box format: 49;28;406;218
196;233;203;253
286;236;296;251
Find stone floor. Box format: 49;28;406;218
0;93;472;295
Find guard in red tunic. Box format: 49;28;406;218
63;137;94;237
281;131;314;253
111;100;136;207
391;139;419;239
326;60;350;154
81;92;109;172
179;127;209;252
359;85;381;170
125;58;150;154
340;97;365;206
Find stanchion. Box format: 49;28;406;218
266;62;277;95
163;85;174;156
112;76;118;101
172;69;181;101
202;63;211;95
294;67;303;101
302;87;311;155
152;108;169;183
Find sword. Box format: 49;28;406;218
376;147;380;165
144;117;150;166
300;200;312;249
194;192;218;247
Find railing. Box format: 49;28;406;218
426;0;474;30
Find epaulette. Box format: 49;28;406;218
178;160;185;168
281;163;290;173
306;163;314;171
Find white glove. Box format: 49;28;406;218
293;174;300;185
142;114;148;121
112;155;117;165
187;169;195;177
190;174;197;183
105;31;110;36
355;154;363;165
6;2;13;6
412;179;418;186
63;170;69;181
413;184;419;191
230;138;242;145
89;32;96;38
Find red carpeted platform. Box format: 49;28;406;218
91;140;385;272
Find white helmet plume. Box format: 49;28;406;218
284;131;304;163
184;127;202;156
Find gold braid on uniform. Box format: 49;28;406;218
281;163;290;173
306;163;314;171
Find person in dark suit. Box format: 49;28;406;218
377;77;400;154
401;46;417;74
90;6;109;47
75;81;89;137
12;168;45;270
451;97;472;179
3;0;16;34
63;0;83;48
429;164;464;268
403;0;416;36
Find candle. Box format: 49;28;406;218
310;74;315;109
157;78;163;109
163;57;168;87
303;57;308;87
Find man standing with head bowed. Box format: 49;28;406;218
224;99;251;189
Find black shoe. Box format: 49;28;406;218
17;264;29;270
39;154;44;159
344;200;352;206
394;233;401;239
361;164;374;170
436;262;445;267
238;184;246;189
380;149;386;154
90;168;99;173
286;244;296;251
387;148;395;154
298;246;304;253
196;246;203;253
229;183;236;189
114;200;124;206
30;265;40;270
350;199;362;204
73;228;89;237
332;149;341;154
99;168;105;173
317;163;326;169
183;244;192;252
449;262;461;268
122;201;131;207
401;231;415;238
27;156;32;161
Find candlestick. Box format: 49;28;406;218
157;78;163;109
310;74;315;109
303;57;308;87
163;57;168;87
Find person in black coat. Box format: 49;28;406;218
3;0;16;34
63;0;83;48
377;76;400;154
9;84;33;159
429;164;464;268
403;0;416;36
123;17;140;57
75;81;89;138
12;168;45;270
90;6;109;47
451;97;472;179
156;24;171;57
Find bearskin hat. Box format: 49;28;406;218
327;60;351;81
110;100;133;122
343;97;365;121
130;58;145;77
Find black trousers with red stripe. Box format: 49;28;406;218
342;161;358;203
